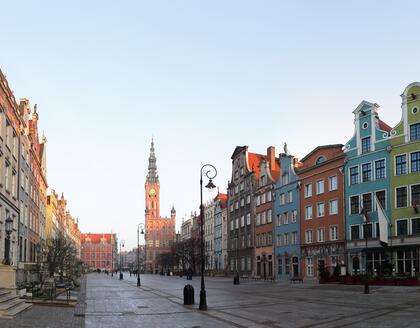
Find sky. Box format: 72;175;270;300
1;0;420;249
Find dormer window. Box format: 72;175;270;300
316;156;326;165
362;137;371;154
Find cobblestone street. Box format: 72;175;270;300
84;273;420;328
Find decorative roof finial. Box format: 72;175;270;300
284;142;289;155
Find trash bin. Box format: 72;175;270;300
183;284;195;305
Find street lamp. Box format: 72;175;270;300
119;240;125;280
3;216;13;265
199;163;217;311
137;223;145;286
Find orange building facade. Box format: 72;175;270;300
298;145;346;279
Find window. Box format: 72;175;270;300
288;191;293;203
292;232;298;245
305;230;313;244
362;163;372;182
396;187;408;208
282;174;289;185
260;175;266;185
230;204;234;212
285;257;290;275
317;203;325;217
305;206;313;220
375;159;386;180
256;196;260;206
267;209;272;223
240;182;244;191
362;137;371;153
267;191;272;202
283;212;289;225
246;195;251;204
329;176;338;191
410;123;420;141
330;226;338;241
246;213;251;225
412;218;420;235
261;193;266;204
235;218;239;229
279;193;285;205
235;185;239;194
240;198;244;207
284;233;289;245
362;193;372;212
396;220;408;236
350;225;360;240
261;212;266;225
235;201;239;210
316;156;326;165
277;234;282;246
304;184;312;198
240;215;244;227
350;195;360;215
317;228;325;242
412;185;420;206
316;180;324;194
240;167;244;176
396;155;407;175
375;190;386;210
278;258;283;275
350;166;359;185
329;199;338;215
306;258;313;277
411;152;420;173
256;213;261;225
276;214;281;226
291;209;297;223
363;223;373;238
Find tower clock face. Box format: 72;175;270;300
149;188;156;196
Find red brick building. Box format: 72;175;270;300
80;233;117;271
298;145;345;279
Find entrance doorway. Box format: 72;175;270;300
292;257;299;277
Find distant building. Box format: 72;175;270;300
144;139;176;273
81;233;117;271
214;193;227;272
204;200;215;271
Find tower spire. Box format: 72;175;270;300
147;138;158;182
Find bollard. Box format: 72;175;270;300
183;284;195;305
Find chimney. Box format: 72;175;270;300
267;146;276;169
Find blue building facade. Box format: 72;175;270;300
344;101;392;275
274;153;301;279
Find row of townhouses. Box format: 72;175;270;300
184;82;420;280
0;70;81;289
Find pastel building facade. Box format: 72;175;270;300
214;193;227;272
344;102;392;275
274;152;302;280
389;82;420;275
254;147;279;279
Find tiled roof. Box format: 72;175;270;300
215;193;228;208
81;233;114;244
378;119;392;132
247;152;280;181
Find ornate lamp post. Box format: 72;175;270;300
119;240;125;280
199;164;217;311
137;223;145;286
3;216;13;265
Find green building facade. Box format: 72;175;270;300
389;82;420;275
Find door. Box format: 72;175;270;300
292;257;299;277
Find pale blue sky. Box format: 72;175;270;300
1;1;419;249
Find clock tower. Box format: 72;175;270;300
144;139;176;273
145;138;160;220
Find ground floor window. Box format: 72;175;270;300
397;249;419;274
367;251;388;273
285;256;290;275
306;257;313;277
278;258;283;275
241;257;245;271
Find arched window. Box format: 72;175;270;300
316;156;326;165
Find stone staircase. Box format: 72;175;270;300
0;289;32;319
